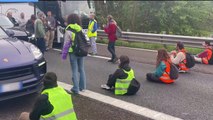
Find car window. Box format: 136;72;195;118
0;28;8;38
0;15;14;29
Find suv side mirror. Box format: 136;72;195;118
5;30;15;37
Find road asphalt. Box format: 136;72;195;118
1;44;213;120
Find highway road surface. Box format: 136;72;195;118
0;44;213;120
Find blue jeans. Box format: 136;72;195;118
36;38;46;54
108;42;117;60
69;53;86;93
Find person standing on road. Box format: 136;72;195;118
87;12;98;55
7;12;19;26
146;49;174;84
18;12;27;31
101;55;140;95
46;11;56;50
103;15;118;63
18;72;77;120
61;14;87;94
194;41;213;65
26;14;36;35
35;12;46;54
170;42;189;73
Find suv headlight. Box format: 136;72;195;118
30;45;42;59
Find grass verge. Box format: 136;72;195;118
97;38;203;55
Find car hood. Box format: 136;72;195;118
0;38;36;69
6;28;27;37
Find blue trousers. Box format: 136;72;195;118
36;38;46;54
69;53;86;93
108;41;117;60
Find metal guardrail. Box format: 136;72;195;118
97;30;213;48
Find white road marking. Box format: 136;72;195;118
53;48;111;60
58;81;183;120
97;43;157;53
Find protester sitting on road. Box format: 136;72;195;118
18;72;77;120
61;14;87;94
103;15;118;63
146;49;174;84
194;41;213;65
170;42;189;73
101;55;140;95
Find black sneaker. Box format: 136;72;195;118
108;59;113;62
112;58;118;63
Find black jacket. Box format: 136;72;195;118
29;87;54;120
107;64;140;95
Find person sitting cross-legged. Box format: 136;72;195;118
101;55;140;95
170;42;189;73
18;72;77;120
194;41;213;65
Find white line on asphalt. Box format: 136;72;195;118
97;43;157;53
58;81;183;120
53;48;111;60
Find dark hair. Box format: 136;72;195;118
67;14;82;26
177;42;184;50
205;40;211;46
31;14;36;20
156;49;170;67
119;55;130;69
43;72;58;88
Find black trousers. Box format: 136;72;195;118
146;73;162;83
107;74;116;88
108;42;117;60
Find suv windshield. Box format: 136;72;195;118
0;15;14;29
0;28;9;38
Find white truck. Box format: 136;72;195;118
0;1;95;44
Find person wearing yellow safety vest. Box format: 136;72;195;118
18;72;77;120
87;12;98;55
61;14;86;94
101;55;140;95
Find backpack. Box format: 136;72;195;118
116;25;122;38
68;28;90;57
169;63;179;80
127;78;140;95
208;50;213;65
185;52;195;68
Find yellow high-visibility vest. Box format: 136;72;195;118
40;86;77;120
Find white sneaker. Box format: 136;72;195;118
101;84;111;90
179;70;187;73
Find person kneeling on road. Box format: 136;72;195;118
194;41;213;65
18;72;77;120
146;49;175;84
101;55;140;95
170;42;189;73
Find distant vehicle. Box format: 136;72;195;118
0;26;46;101
0;1;94;45
35;1;94;43
0;14;31;42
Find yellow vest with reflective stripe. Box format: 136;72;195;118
40;86;77;120
65;24;82;53
115;69;135;95
87;20;97;38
